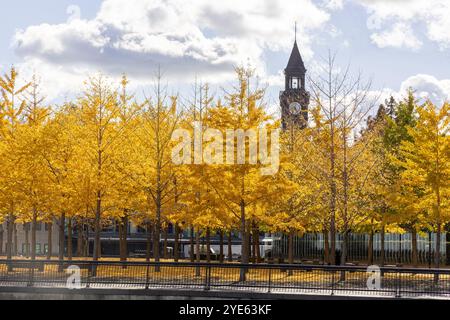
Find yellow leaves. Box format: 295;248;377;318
14;83;32;96
385;224;407;234
391;101;450;225
0;65;446;241
0;78;10;94
0;67;32;135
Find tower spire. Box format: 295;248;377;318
280;22;310;131
294;21;297;43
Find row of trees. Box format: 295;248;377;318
0;58;448;268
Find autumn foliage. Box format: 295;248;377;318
0;66;448;267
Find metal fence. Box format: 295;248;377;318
273;233;447;265
1;260;450;299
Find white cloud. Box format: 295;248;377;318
399;74;450;105
264;70;285;87
323;0;344;10
354;0;450;50
16;58;91;102
368;74;450;109
12;0;332;100
370;23;422;50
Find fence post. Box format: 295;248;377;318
27;262;35;287
268;268;272;293
86;264;92;289
395;270;401;298
204;265;211;291
331;270;335;296
145;264;150;289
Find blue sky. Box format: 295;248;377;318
1;0;449;108
1;1;101;63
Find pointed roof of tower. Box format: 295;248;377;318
285;40;306;73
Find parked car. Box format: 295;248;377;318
191;245;220;261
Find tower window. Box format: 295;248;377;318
291;78;298;89
290;77;303;89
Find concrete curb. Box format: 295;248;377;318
0;287;404;300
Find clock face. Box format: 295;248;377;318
289;102;302;115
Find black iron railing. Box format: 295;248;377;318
0;260;449;299
273;233;447;266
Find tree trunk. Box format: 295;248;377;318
118;220;123;258
0;224;3;256
435;223;441;268
146;221;152;262
219;230;224;263
6;213;14;271
77;221;83;257
85;225;90;257
25;223;30;258
435;184;442;276
255;228;261;263
93;192;102;261
31;208;37;260
411;229;418;267
190;226;195;262
13;223;18;256
248;230;252;263
163;226;168;260
206;228;211;263
341;229;349;265
67;218;73;261
62;219;69;260
47;222;53;260
380;225;385;267
83;223;89;257
247;229;253;263
341;135;349;266
288;231;294;265
252;226;257;263
329;181;337;266
368;229;374;265
195;229;201;262
228;231;233;262
153;216;161;266
288;231;294;276
174;224;180;262
6;215;12;260
6;216;13;259
119;216;128;262
240;200;249;281
324;230;329;265
58;213;65;269
153;191;162;268
195;228;201;277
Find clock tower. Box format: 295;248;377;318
280;38;310;130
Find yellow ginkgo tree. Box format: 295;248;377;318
394;102;449;268
0;67;31;262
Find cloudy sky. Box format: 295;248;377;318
1;0;450;111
